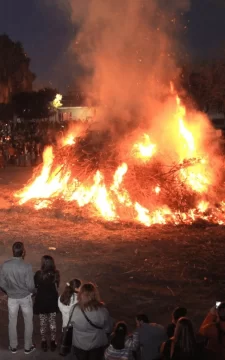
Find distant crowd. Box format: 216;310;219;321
0;242;225;359
0;119;65;168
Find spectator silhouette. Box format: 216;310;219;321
104;321;139;360
199;302;225;359
58;278;81;329
71;282;113;360
0;242;35;354
136;313;166;360
161;317;201;360
33;255;60;352
167;307;187;338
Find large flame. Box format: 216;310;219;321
15;91;225;227
133;134;156;160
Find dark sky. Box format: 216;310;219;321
0;0;225;92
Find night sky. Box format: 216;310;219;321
0;0;224;92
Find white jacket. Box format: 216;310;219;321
58;293;78;328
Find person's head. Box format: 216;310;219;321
136;314;149;328
41;255;56;274
60;278;82;306
12;242;25;258
172;307;187;324
78;282;103;311
111;322;128;350
174;318;196;354
217;302;225;322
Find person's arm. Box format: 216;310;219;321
127;330;139;351
0;286;7;295
25;264;35;294
70;304;78;325
58;297;63;313
34;271;39;288
160;341;166;355
103;308;113;335
166;323;175;338
199;307;217;335
0;267;8;294
104;345;113;360
55;271;60;288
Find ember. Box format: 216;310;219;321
15;91;225;227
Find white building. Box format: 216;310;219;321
57;106;96;122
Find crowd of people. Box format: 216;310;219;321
0;242;225;359
0;119;65;168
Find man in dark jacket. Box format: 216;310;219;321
0;242;35;354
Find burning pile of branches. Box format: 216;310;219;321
14;93;225;226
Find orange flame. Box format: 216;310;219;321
15;89;224;227
133;134;156;160
63;134;75;146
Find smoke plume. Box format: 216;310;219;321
47;0;191;136
65;1;190;131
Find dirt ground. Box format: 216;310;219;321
1;166;225;359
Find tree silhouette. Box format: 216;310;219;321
12;88;58;119
180;61;225;112
0;34;35;103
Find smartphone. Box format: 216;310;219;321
216;302;221;308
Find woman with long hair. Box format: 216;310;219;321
58;278;81;329
34;255;60;352
104;321;139;360
161;317;200;360
71;282;113;360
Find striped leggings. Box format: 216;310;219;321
39;312;56;341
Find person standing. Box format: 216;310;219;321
58;278;81;329
71;282;113;360
33;255;60;352
0;242;35;354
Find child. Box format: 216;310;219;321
58;278;81;329
105;321;139;360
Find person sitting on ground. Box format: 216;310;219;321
104;321;139;360
33;255;60;352
199;302;225;359
161;317;200;360
0;242;35;355
58;278;81;329
136;313;167;360
71;282;113;360
167;307;187;338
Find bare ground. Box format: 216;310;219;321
0;166;225;359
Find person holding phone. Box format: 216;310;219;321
199;301;225;359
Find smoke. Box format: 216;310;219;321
53;0;191;133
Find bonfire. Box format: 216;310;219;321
15;89;225;227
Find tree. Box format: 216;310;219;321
180;60;225;112
12;88;58;119
0;34;35;103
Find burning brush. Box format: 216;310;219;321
14;93;225;227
